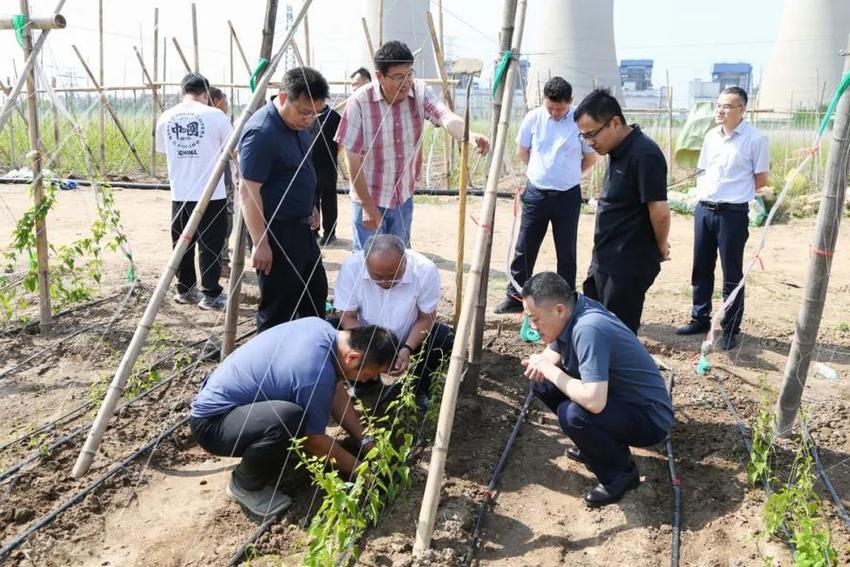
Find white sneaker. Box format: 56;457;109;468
199;292;227;311
226;477;292;516
173;288;203;305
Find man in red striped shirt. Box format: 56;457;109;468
335;41;490;250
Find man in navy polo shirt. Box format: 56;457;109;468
239;67;329;332
190;317;398;516
496;77;596;314
520;272;672;507
675;87;769;350
574;89;671;333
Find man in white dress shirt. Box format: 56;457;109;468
333;234;452;406
675;87;769;350
495;77;597;314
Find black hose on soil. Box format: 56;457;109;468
665;438;681;567
0;415;191;562
464;385;535;566
801;423;850;530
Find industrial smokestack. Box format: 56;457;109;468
759;0;850;111
525;0;621;107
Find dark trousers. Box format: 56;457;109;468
190;400;304;491
314;167;339;238
171;199;228;298
507;183;582;297
691;202;749;335
583;268;656;334
257;219;328;333
532;380;667;484
411;322;453;398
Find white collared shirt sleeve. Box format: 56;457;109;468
416;261;441;314
753;132;770;174
333;257;360;312
516;110;534;148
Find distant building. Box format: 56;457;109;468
620;59;653;91
711;63;752;93
689;78;722;105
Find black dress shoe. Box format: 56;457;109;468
718;333;741;351
566;446;585;464
585;463;640;508
494;297;523;314
675;318;710;336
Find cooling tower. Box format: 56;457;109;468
361;0;437;80
525;0;621;107
759;0;850;110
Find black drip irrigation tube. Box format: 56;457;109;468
665;437;682;567
801;423;850;531
464;385;535;566
0;414;191;562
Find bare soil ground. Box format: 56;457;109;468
1;183;849;566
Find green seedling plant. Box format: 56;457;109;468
748;385;776;487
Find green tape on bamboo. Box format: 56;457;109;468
519;314;540;343
491;50;512;97
249;58;270;93
11;15;26;47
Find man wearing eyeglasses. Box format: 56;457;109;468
239;67;329;333
675;87;769;350
335;41;490;251
495;77;597;314
332;234;452;409
575;89;671;334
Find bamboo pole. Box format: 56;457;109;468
413;0;527;554
191;2;199;72
162;35;167;87
775;37;850;435
152;7;159;176
666;70;673;183
50;77;59;169
227;21;253;77
0;14;65;29
98;0;104;164
72;0;314;479
361;17;375;59
453;79;473;327
465;0;516;395
172;37;192;74
378;0;384;46
132;47;163;111
229;29;234;120
222;0;279;359
437;0;444;54
425;12;454;188
303;11;311;66
19;0;53;332
71;45;149;174
290;40;306;68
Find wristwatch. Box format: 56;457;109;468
360;436;375;448
399;343;415;355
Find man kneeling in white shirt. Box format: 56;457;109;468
332;234;452;408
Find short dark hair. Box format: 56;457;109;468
349;325;398;368
351;67;372;82
181;73;210;96
208;86;225;102
520;272;575;307
373;41;414;75
282;66;329;102
544;77;572;102
574;88;626;125
722;86;748;107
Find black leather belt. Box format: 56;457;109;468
536;184;580;197
274;215;313;224
698;201;748;212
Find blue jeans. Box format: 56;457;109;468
351;197;414;251
533;380;668;484
691;202;749;335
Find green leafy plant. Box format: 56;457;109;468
748;385;776;486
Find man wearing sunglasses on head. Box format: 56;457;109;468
332;234;452;410
335;40;490;251
574;89;671;334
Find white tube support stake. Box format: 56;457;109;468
71;0;315;479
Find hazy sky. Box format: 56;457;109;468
0;0;785;106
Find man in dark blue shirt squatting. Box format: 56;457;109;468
238;67;329;333
190;317;398;517
520;272;673;507
574;89;671;334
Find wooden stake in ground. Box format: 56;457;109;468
222;0;279;359
72;45;149;174
71;0;315;480
413;0;527;554
465;0;517;395
776;37;850;435
17;0;59;333
449;58;483;327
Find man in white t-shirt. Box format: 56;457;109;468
675;86;770;350
333;234;452;407
156;73;233;310
495;77;597;314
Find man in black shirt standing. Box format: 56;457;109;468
310;104;341;245
574;89;670;334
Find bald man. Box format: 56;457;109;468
332;234;452;407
